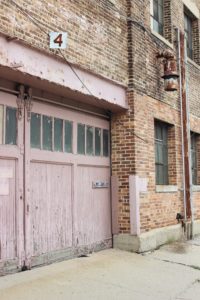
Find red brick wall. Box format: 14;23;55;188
134;94;183;232
1;0;200;235
190;115;200;220
0;0;128;85
112;0;200;234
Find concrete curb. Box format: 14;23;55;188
114;221;200;253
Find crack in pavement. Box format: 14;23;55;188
149;256;200;271
174;279;200;300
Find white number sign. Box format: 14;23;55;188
49;32;68;49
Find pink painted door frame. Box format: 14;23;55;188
0;92;24;274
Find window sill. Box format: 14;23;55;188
156;185;178;193
151;29;173;49
192;185;200;192
187;57;200;70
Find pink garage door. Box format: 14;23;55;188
0;90;112;273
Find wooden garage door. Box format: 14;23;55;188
25;100;112;268
0;90;111;273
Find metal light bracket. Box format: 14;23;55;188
25;87;33;122
157;50;179;91
16;85;25;120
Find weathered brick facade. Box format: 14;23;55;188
112;0;200;235
0;0;200;246
0;0;128;85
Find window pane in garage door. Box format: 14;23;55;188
31;113;41;149
77;124;85;154
43;116;52;151
86;126;94;155
65;121;72;153
5;107;17;145
95;128;101;156
54;118;63;152
103;129;109;157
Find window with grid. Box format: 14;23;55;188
155;121;169;185
151;0;164;36
0;105;17;145
77;123;109;157
184;13;193;60
191;133;198;185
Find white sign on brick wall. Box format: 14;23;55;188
49;32;68;49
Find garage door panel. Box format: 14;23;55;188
75;166;111;246
0;159;16;260
30;162;73;256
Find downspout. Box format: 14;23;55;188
176;28;187;223
178;29;194;238
185;44;194;239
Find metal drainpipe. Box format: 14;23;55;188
177;28;194;238
185;44;194;239
176;28;187;223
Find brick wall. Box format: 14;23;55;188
190;115;200;220
112;0;200;234
0;0;128;85
0;0;200;235
134;94;183;232
164;0;172;43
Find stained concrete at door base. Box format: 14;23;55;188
114;221;200;253
0;239;112;277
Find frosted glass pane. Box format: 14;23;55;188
5;107;17;145
54;118;63;152
95;128;101;156
77;124;85;154
0;105;3;144
31;113;41;149
86;126;93;155
65;121;72;153
103;129;109;157
43;116;52;151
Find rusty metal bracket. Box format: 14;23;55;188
156;50;175;59
156;49;179;91
16;85;25;120
25;87;33;122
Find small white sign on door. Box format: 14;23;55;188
49;32;68;49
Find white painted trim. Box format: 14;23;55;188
183;0;199;19
156;185;178;193
150;0;153;16
129;175;148;236
192;185;200;192
129;175;141;236
187;57;200;70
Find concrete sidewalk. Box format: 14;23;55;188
0;241;200;300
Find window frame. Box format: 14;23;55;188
77;123;109;157
155;121;169;185
184;12;193;60
191;132;198;185
151;0;164;36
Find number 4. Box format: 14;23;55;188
54;33;63;47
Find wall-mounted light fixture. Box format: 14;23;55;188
157;50;179;92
